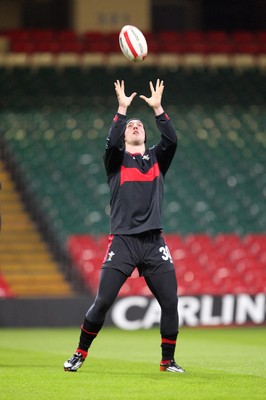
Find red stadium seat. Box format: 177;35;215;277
6;29;264;57
164;233;184;251
29;29;55;41
0;274;15;298
83;41;111;53
185;41;211;54
67;234;266;296
209;42;236;54
181;31;205;42
10;41;34;53
6;29;31;41
58;40;83;53
32;41;60;53
57;30;78;42
255;31;266;42
206;31;229;43
234;42;260;54
146;38;161;53
82;31;105;43
158;31;180;42
232;31;254;43
161;41;187;54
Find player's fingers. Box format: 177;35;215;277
139;95;148;102
157;79;164;92
114;80;121;90
130;92;137;100
149;81;155;93
156;80;164;95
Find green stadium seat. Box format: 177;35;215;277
1;66;266;243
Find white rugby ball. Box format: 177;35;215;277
119;25;148;62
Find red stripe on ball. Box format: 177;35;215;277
124;30;138;59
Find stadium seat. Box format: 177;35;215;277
66;233;266;296
0;274;15;298
232;31;255;43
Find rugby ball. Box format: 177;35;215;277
119;25;148;62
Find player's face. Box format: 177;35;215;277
124;120;145;146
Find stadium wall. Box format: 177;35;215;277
0;294;265;328
73;0;150;33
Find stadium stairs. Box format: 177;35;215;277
0;159;74;298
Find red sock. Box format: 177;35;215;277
160;359;171;365
161;336;177;361
76;348;88;358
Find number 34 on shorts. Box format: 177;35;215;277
159;245;173;263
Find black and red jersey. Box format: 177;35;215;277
103;112;178;234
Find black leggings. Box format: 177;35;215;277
86;268;178;336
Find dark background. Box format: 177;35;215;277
18;0;266;31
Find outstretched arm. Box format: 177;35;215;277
114;79;137;115
104;80;136;175
139;79;165;116
140;79;178;175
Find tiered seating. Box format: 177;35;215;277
1;66;265;297
1;29;266;55
6;29;82;54
1;67;265;241
68;234;266;296
1;29;265;69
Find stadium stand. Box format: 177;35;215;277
1;29;265;55
67;233;266;296
0;31;265;298
0;29;266;69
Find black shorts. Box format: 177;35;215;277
102;230;175;277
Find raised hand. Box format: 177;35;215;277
139;79;165;115
114;80;137;114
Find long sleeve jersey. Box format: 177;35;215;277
103;112;178;235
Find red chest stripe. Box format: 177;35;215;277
120;163;160;186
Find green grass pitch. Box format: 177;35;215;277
0;326;265;400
